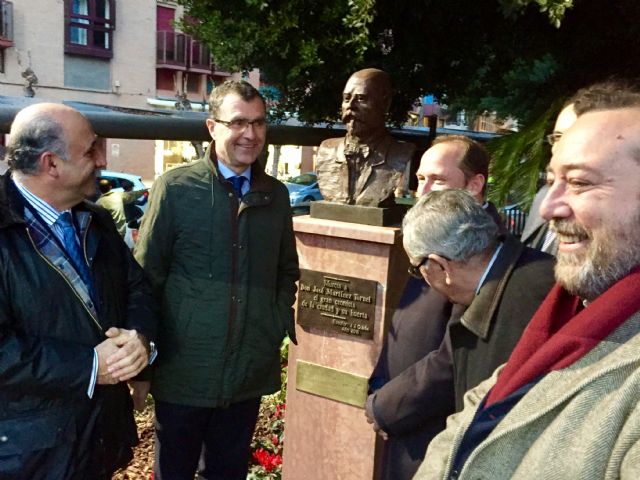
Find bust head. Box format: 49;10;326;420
341;68;392;142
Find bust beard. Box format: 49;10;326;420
345;126;387;148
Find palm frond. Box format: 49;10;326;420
486;100;563;211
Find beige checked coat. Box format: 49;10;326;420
414;309;640;480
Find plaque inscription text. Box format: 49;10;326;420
297;269;377;339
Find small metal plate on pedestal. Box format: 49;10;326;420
310;201;406;226
297;269;377;339
296;360;368;408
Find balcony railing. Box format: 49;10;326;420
0;0;13;48
189;38;212;73
157;31;187;69
157;31;214;73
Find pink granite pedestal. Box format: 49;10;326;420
282;215;409;480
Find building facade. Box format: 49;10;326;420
0;0;159;181
0;0;259;182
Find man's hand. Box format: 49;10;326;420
365;393;389;441
95;332;120;385
103;327;150;382
129;380;151;412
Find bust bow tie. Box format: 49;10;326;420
344;142;370;158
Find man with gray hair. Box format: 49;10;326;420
402;189;554;411
0;102;155;478
366;135;500;480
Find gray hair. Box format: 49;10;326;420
5;113;68;174
402;189;499;262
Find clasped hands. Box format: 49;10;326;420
95;327;149;385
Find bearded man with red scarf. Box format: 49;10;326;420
414;85;640;480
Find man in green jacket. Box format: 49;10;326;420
134;80;299;480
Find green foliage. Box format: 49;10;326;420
486;100;561;209
499;0;575;27
177;0;640;125
177;0;374;123
177;0;640;204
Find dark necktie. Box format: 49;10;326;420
230;175;247;198
57;212;94;292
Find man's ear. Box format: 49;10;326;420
40;152;59;177
428;254;454;285
465;173;485;200
205;118;216;139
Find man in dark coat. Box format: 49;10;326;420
366;135;500;480
0;103;156;479
402;190;554;411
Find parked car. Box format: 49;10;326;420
96;170;149;248
285;172;323;207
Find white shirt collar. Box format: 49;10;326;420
12;176;66;227
475;241;504;295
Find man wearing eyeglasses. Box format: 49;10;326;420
520;101;577;255
403;189;554;412
134;80;299;480
365;135;505;480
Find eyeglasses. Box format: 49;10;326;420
545;132;562;146
214;118;267;131
407;253;450;279
408;257;429;279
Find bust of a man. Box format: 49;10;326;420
315;68;415;207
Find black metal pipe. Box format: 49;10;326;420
0;98;497;149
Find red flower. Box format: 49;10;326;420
253;448;283;472
274;402;286;418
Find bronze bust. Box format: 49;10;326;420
316;68;415;207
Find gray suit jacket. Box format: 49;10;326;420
520;185;558;255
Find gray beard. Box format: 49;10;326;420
553;218;640;301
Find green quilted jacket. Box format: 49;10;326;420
135;148;299;407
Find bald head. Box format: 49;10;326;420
6;103;105;210
6;103;89;174
349;69;392;111
342;68;393;141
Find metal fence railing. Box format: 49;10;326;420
501;205;527;237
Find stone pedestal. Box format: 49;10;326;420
282;215;408;480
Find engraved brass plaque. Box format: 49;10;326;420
296;360;368;408
297;269;377;339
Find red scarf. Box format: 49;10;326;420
485;265;640;407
